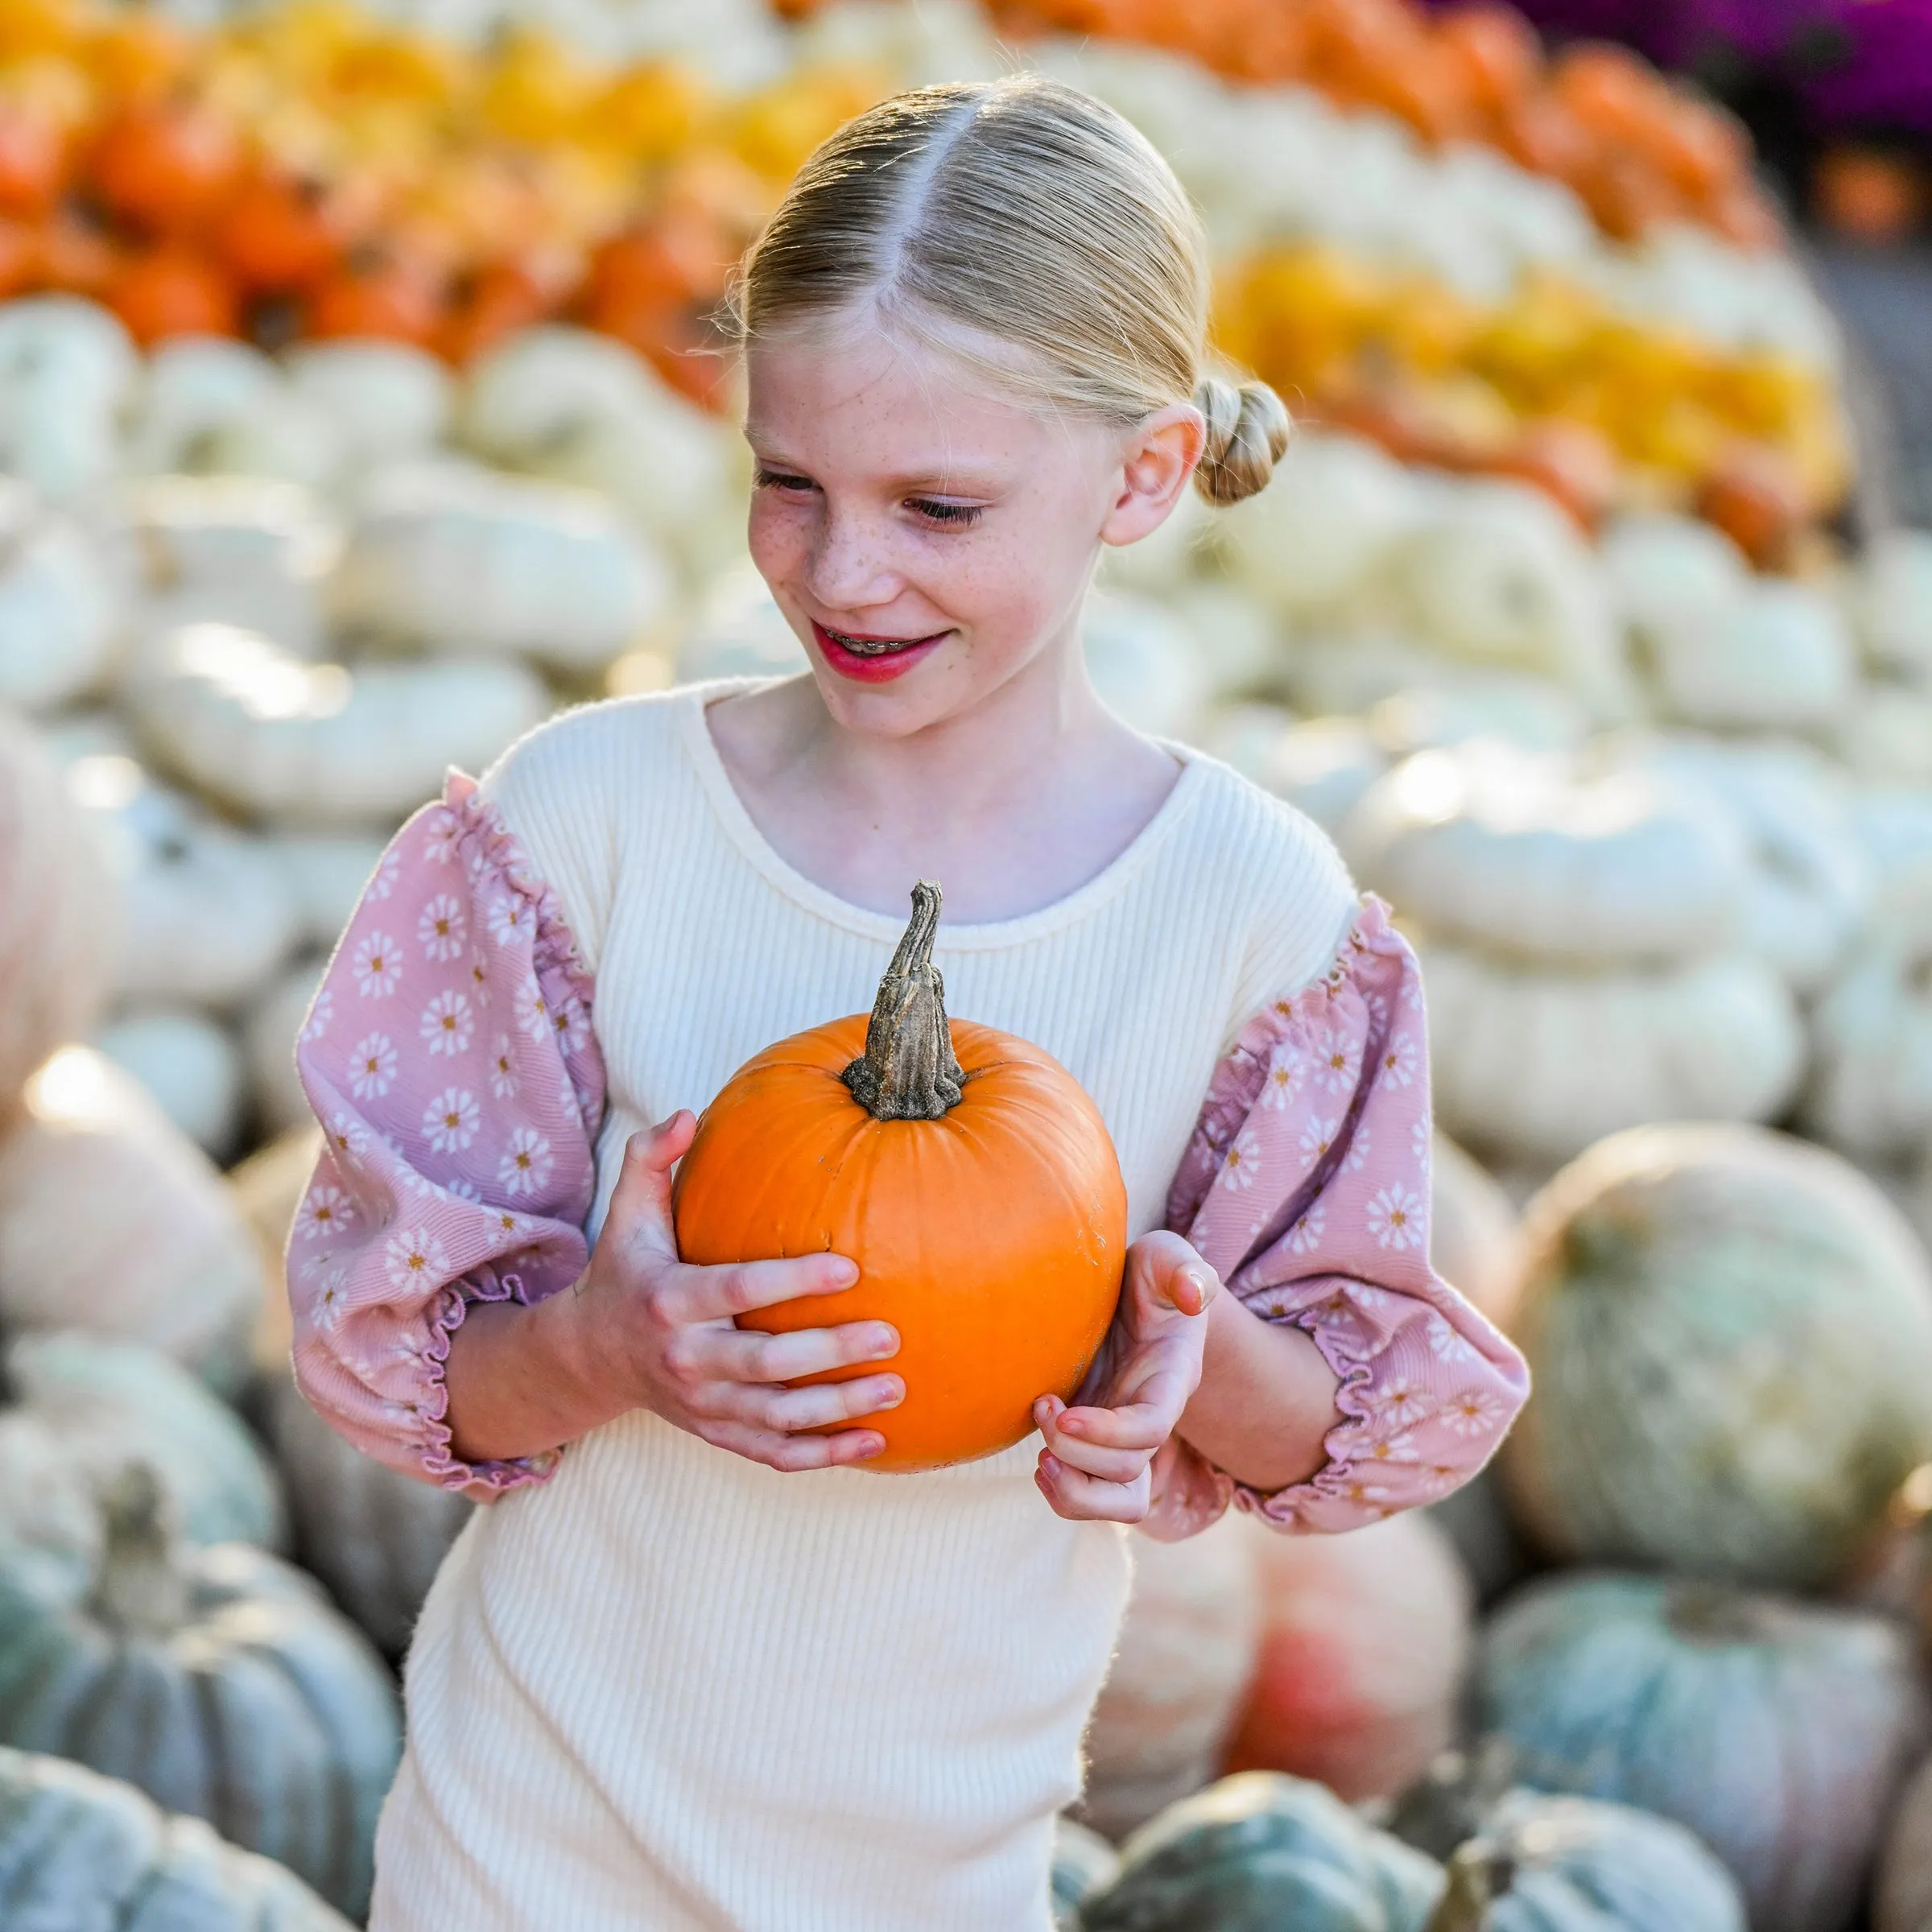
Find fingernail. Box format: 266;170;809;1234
1041;1453;1061;1478
877;1382;903;1408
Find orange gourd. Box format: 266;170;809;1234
307;250;445;347
0;105;68;221
215;170;367;294
438;258;559;365
89;100;242;237
107;246;237;343
1433;6;1541;124
671;882;1127;1472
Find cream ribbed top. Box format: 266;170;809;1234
368;681;1357;1932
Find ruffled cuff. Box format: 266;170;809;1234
1146;896;1530;1540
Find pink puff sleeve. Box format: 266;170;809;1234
1144;894;1530;1541
285;770;607;1502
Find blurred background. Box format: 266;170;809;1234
0;0;1928;1926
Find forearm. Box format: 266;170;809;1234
1176;1288;1340;1491
443;1281;625;1464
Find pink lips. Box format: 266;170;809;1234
810;618;949;683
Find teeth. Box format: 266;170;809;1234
827;627;924;657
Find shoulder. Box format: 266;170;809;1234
1173;751;1361;1016
475;684;694;819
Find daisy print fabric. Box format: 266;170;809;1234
287;770;606;1501
1147;896;1530;1541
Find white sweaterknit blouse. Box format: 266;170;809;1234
366;680;1359;1932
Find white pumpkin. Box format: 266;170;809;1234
1835;682;1932;786
1599;511;1752;661
1276;622;1466;718
0;712;117;1114
1851;787;1932;931
458;324;667;464
1384;480;1632;718
264;833;390;949
1800;898;1932;1163
1600;733;1871;993
1341;742;1746;964
65;755;299;1009
116;473;337;658
1079;1509;1262;1841
243;954;326;1139
0;296;138;497
1255;716;1389;837
1845;526;1932;683
1216;432;1422;621
1647;577;1858;730
200;389;349;496
1364;681;1590;756
0;482;123;711
1085;590;1211;739
1195;701;1301;786
331;469;673;673
282;340;453;464
0;1046;264;1391
95;1008;246;1161
125;624;549;828
1158;585;1278;705
522;389;747;576
1419;940;1806;1166
674;565;807;683
119;336;282;477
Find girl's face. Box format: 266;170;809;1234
743;313;1199;738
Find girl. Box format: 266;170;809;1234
289;75;1530;1932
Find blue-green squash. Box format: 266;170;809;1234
0;1464;401;1919
1501;1122;1932;1591
1477;1571;1927;1932
0;1744;353;1930
1075;1769;1443;1931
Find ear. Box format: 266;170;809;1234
1099;403;1204;550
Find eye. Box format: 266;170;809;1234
906;497;985;528
754;467;817;494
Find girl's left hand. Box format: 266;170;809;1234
1032;1231;1219;1524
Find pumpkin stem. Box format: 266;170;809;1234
843;881;965;1121
1423;1839;1516;1932
91;1463;188;1638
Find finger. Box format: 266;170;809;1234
1035;1451;1150;1524
698;1417;888;1472
655;1250;861;1328
712;1373;905;1434
677;1318;902;1387
1129;1231;1220;1319
1042;1396;1174;1456
1037;1422;1150;1484
605;1114;697;1259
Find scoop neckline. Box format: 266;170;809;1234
676;677;1210;950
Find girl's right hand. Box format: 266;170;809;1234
572;1111;905;1472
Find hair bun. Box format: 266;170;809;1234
1192;375;1292;506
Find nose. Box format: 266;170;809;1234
802;503;902;616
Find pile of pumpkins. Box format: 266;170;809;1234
1059;1115;1932;1930
0;0;1859;548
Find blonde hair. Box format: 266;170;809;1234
729;75;1290;506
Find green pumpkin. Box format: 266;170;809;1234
0;1465;401;1919
266;1366;469;1657
1389;1748;1745;1932
1478;1571;1927;1932
1053;1815;1121;1930
6;1331;283;1552
0;1744;352;1930
1077;1770;1443;1931
1501;1122;1932;1591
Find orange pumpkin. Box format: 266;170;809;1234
0;219;34;299
1697;440;1805;569
438;258;559;365
108;246;239;343
0;105;68;221
29;207;118;297
307;250;445;347
89;100;242;238
215;169;368;295
1813;147;1926;246
1433;6;1541;124
671;882;1127;1472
